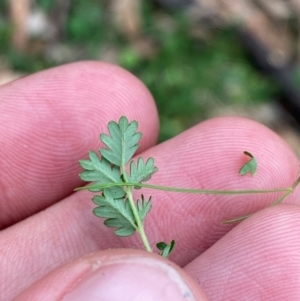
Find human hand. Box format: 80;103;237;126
1;62;300;301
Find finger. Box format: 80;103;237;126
134;116;300;264
1;117;299;299
183;205;300;301
0;61;158;228
12;250;208;301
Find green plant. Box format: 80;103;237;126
1;1;278;143
76;116;300;257
123;9;277;142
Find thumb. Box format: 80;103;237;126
13;250;208;301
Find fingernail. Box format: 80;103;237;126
62;255;197;301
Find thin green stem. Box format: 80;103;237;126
121;168;152;253
76;174;300;226
222;213;253;224
75;182;289;195
270;175;300;206
223;175;300;223
125;186;152;252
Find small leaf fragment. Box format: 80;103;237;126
156;240;176;258
239;151;257;176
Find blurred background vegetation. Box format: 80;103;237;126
0;0;289;141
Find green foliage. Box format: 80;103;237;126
0;1;8;12
100;117;141;167
239;151;257;176
7;51;53;72
77;116;300;255
128;158;158;186
79;151;125;196
1;1;277;141
121;17;276;141
0;2;11;53
79;116;158;251
36;0;55;11
65;0;106;43
136;195;152;221
93;189;136;236
0;23;11;53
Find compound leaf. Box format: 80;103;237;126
93;189;136;236
79;151;125;197
128;157;158;187
78;116;159;253
100;116;142;167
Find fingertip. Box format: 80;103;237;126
158;115;298;196
13;250;208;301
201;116;299;200
140;116;300;265
3;61;159;146
0;61;159;228
184;205;300;300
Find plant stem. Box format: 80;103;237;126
121;167;152;252
76;176;300;226
270;175;300;206
125;186;152;252
223;213;253;224
223;175;300;223
76;182;289;195
134;183;288;194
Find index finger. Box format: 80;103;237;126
0;61;159;229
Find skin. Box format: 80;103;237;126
1;61;300;301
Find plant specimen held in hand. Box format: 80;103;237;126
76;116;300;257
